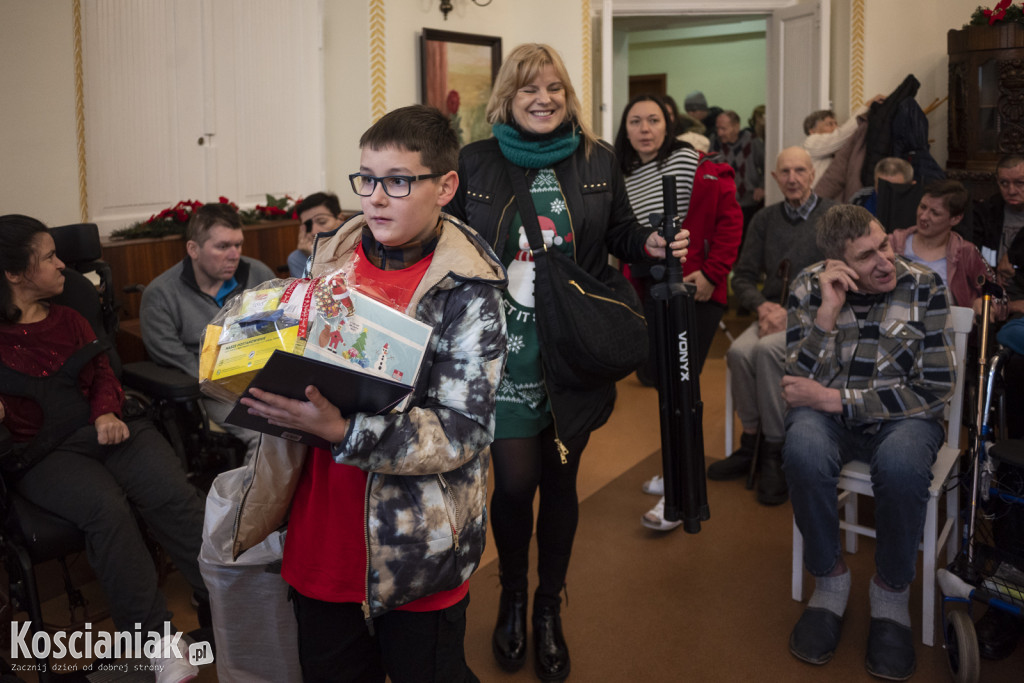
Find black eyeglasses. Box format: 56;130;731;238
348;173;443;198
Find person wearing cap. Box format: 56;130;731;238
683;90;723;149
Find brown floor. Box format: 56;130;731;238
8;310;1024;681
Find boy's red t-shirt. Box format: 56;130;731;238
282;247;468;611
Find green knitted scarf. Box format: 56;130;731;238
492;121;582;169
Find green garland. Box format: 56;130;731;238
969;3;1024;27
108;194;299;241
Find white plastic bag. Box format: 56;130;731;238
198;466;301;683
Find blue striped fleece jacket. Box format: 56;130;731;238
785;258;957;430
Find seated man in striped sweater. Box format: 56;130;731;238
782;204;957;681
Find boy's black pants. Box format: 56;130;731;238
290;588;478;683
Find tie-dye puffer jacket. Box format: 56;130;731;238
230;212;508;619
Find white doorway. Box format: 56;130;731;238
599;0;830;205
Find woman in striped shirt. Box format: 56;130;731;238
613;94;744;530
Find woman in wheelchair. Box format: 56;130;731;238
0;215;208;681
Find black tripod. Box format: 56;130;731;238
648;175;709;533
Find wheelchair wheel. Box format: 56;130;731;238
945;609;980;683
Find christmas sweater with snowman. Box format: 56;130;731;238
496;168;572;439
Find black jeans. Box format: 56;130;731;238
290;589;478;683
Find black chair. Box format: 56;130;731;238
0;424;95;682
49;223;244;486
0;244;117;681
0;223;230;678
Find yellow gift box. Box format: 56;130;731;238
199;323;305;399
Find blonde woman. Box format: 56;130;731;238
447;43;689;681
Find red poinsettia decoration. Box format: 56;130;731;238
970;1;1024;26
250;194;300;220
984;0;1013;23
149;199;204;225
111;194;300;240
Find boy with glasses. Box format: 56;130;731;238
235;104;508;683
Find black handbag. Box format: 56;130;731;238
506;162;648;391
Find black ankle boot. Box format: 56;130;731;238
492;590;527;671
756;440;788;506
533;604;570;681
707;432;760;481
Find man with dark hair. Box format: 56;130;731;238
714;109;765;235
802;109;837;137
803;96;884;181
140;202;275;458
289;192;344;277
783;204;956;680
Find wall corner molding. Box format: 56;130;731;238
73;0;88;222
850;0;865;110
582;0;592;128
369;0;387;121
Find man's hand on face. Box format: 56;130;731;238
816;259;860;331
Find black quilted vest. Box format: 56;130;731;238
0;339;108;476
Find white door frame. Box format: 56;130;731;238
600;0;829;206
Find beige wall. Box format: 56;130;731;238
318;0;590;212
835;0;983;170
0;0;80;225
0;0;587;229
0;0;995;229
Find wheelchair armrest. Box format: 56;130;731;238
121;361;203;402
0;423;11;462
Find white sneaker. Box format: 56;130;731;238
150;634;199;683
641;496;682;531
641;474;664;496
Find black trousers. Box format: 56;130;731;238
290;589;478;683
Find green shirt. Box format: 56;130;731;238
495;168;573;439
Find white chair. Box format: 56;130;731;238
790;305;974;647
724;363;734;457
721;320;736;458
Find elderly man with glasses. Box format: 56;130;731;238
971;154;1024;317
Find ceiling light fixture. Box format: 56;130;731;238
440;0;493;21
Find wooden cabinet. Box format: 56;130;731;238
102;219;299;320
947;24;1024;194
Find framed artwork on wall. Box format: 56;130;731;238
420;29;502;146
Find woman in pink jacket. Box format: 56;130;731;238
890;180;1005;320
